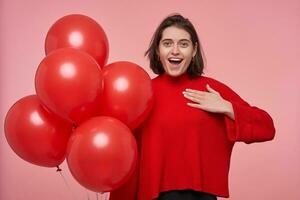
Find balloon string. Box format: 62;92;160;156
105;192;109;200
85;188;90;200
56;166;71;189
56;166;77;200
100;192;109;200
94;192;109;200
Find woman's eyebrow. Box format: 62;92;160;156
160;38;173;42
160;38;192;42
179;39;192;43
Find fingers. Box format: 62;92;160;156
206;84;220;95
183;88;206;104
185;84;218;95
184;84;221;104
185;88;205;96
187;102;205;109
183;92;204;103
183;85;224;113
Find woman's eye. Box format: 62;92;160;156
180;42;189;47
163;42;172;47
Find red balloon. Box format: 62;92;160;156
4;95;72;167
66;116;137;192
100;61;154;129
35;48;103;125
45;14;109;68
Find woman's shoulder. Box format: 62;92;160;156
199;75;227;86
200;75;221;83
201;75;245;102
200;75;236;94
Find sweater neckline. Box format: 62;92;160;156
161;73;190;84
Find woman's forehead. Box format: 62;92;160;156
161;26;191;41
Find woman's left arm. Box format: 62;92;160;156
183;84;275;144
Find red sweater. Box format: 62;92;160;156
110;73;275;200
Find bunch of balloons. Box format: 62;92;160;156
4;14;153;193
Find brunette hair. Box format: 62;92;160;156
145;14;206;78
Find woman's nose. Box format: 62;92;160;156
171;45;180;55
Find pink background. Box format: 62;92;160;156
1;0;299;199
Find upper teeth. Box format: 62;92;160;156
169;58;182;61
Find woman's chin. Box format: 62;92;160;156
165;68;185;77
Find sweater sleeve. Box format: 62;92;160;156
210;79;276;144
109;128;142;200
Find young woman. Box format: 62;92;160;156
110;14;275;200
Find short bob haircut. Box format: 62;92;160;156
145;14;206;78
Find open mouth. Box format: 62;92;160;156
168;58;183;65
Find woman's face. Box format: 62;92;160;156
157;26;197;77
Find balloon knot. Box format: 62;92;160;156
56;165;62;172
72;123;77;130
